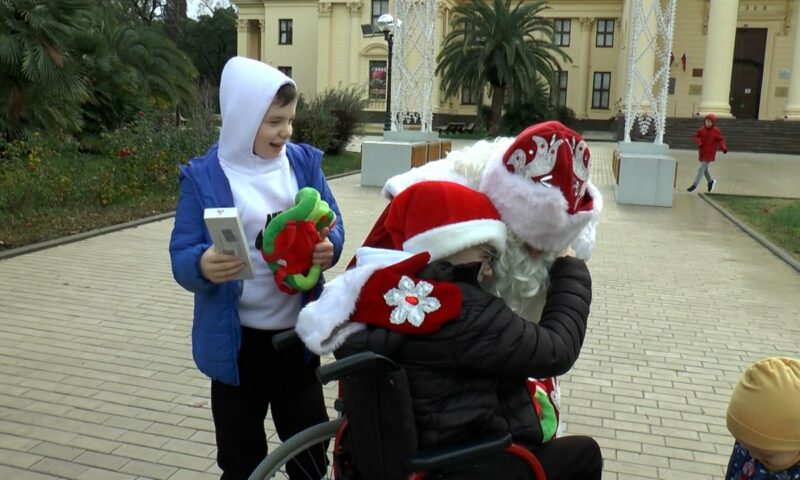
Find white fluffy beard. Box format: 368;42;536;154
450;137;516;187
449;138;556;323
481;232;556;323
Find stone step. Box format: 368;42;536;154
662;118;800;154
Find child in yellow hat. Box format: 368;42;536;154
725;357;800;479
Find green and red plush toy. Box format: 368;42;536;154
259;187;337;294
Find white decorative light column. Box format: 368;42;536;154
617;0;678;208
784;0;800;120
623;0;676;143
631;0;656;115
388;0;437;135
698;0;739;117
360;1;442;187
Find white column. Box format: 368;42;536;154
576;17;594;117
784;0;800;119
236;19;249;57
259;18;266;62
348;2;363;85
698;0;739;117
317;3;333;92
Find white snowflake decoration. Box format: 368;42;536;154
383;275;441;327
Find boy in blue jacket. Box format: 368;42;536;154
169;56;345;480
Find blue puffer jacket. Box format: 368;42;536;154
169;142;345;386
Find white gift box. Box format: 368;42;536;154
203;207;255;280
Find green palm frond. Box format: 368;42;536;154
0;0;95;135
436;0;570;110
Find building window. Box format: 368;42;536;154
596;19;614;47
372;0;389;28
554;19;571;47
279;19;292;45
551;71;568;107
461;86;481;105
369;60;387;100
592;72;611;109
278;66;293;78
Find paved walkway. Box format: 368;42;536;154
0;144;798;480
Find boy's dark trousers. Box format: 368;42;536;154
211;326;329;480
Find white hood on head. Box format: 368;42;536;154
218;56;294;172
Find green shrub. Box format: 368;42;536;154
0;131;81;211
553;105;576;127
0;109;216;213
292;86;365;155
315;85;366;154
293;108;337;153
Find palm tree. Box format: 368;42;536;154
73;10;149;133
112;24;198;111
436;0;570;135
1;1;197;138
0;0;95;137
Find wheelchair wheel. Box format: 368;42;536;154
249;418;344;480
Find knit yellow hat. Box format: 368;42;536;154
727;357;800;451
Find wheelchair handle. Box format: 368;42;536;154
272;329;301;351
317;351;400;385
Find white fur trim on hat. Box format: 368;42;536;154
403;218;507;262
296;248;413;355
479;153;600;254
382;157;469;199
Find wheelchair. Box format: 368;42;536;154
248;333;547;480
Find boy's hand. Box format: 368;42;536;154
313;227;334;270
561;247;576;258
200;246;245;283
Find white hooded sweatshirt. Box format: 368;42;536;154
218;56;300;330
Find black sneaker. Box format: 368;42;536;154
687;184;697;192
708;180;716;192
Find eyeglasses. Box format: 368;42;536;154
480;246;499;268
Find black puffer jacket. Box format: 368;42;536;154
336;256;591;450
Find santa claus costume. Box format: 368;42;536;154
296;181;603;479
358;121;603;437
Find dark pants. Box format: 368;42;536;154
428;435;602;479
211;327;329;480
532;435;603;480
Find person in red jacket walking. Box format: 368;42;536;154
687;113;728;192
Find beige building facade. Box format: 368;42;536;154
232;0;800;122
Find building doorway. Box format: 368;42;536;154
729;28;767;119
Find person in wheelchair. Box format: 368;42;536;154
297;181;603;479
356;121;602;440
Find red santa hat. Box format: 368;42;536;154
479;121;602;257
384;181;507;261
296;249;462;354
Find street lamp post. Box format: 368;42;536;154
377;14;395;131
